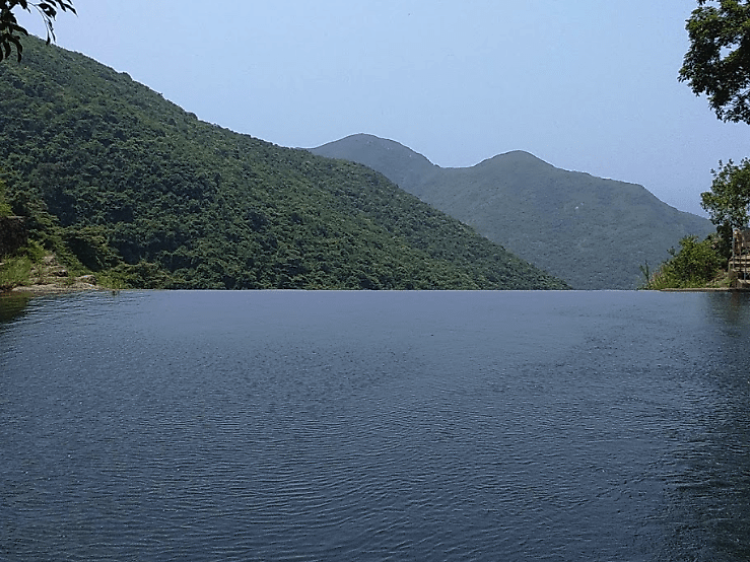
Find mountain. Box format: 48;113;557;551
0;38;567;290
306;135;441;189
311;134;715;289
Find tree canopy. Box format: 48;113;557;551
680;1;750;123
701;159;750;228
0;0;75;62
682;3;750;238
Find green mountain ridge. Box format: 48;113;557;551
310;134;715;289
0;38;567;290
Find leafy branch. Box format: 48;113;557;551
0;1;75;62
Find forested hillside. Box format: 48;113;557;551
0;38;567;290
312;134;714;289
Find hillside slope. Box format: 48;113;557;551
311;134;714;289
0;39;567;290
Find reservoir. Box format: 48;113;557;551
1;290;749;561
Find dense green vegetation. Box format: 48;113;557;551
701;158;750;234
312;134;714;289
0;38;567;290
680;0;750;125
641;234;726;290
0;179;11;216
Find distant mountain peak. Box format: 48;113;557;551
477;150;550;169
309;133;438;189
310;134;714;289
343;133;398;144
315;133;435;164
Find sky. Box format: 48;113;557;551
16;0;750;216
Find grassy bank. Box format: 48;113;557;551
0;239;107;294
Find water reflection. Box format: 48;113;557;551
663;291;750;560
704;291;750;326
0;293;30;324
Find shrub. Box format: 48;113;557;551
644;235;724;289
0;256;32;291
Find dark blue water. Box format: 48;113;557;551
1;290;749;561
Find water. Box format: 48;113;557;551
1;290;749;561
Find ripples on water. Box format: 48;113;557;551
1;290;749;561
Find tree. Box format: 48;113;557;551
0;178;12;217
680;1;750;124
701;158;750;229
0;0;75;62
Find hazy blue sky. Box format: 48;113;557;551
17;0;750;216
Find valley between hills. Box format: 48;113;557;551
311;135;714;290
1;38;712;292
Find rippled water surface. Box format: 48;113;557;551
1;290;749;561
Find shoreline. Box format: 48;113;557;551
660;286;750;292
1;253;108;297
5;281;104;297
